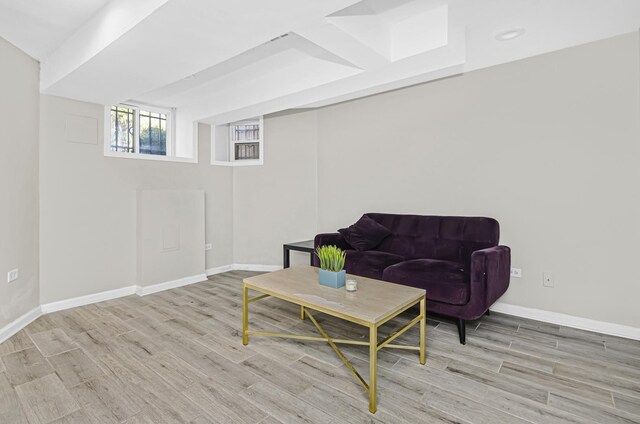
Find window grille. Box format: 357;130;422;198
110;106;135;153
234;142;260;160
139;110;167;155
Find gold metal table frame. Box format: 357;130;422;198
242;282;426;414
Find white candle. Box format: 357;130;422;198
346;279;358;292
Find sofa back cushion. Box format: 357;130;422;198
365;213;499;265
338;215;392;251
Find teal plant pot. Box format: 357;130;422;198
319;269;346;288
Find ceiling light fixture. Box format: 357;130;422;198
184;74;196;80
495;28;525;41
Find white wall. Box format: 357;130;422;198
237;33;640;328
39;95;233;303
0;38;40;329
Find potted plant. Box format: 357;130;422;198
315;245;347;288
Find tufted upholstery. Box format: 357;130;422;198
314;213;511;343
366;213;499;265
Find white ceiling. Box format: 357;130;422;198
1;0;640;125
0;0;111;59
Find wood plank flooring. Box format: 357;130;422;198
1;270;639;423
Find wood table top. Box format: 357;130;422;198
243;266;425;326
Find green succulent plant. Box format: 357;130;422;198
315;245;346;272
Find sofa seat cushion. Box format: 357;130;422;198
344;250;405;280
382;259;470;305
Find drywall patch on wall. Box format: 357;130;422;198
64;114;98;144
162;223;181;251
136;189;205;287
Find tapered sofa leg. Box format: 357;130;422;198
456;319;466;344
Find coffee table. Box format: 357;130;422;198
242;265;426;413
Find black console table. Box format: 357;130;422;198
283;240;315;268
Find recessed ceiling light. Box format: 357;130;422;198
495;28;525;41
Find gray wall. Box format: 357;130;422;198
233;111;318;266
39;95;234;303
0;38;40;329
7;32;638;330
238;33;640;328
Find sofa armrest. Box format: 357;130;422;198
313;233;351;267
469;245;511;314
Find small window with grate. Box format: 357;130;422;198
212;116;263;166
230;120;261;161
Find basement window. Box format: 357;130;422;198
231;121;260;160
105;104;192;162
138;109;168;155
212;117;264;166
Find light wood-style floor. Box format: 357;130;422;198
1;270;639;424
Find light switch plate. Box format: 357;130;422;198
510;268;522;278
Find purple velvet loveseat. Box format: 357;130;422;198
314;213;511;344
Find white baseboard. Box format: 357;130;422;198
6;265;633;346
41;286;137;314
206;264;233;276
232;263;282;272
491;302;640;341
38;273;209;314
136;273;208;296
2;272;207;345
0;306;42;344
206;264;280;276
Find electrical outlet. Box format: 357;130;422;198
204;243;212;251
510;268;522;278
7;269;18;283
543;272;554;287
